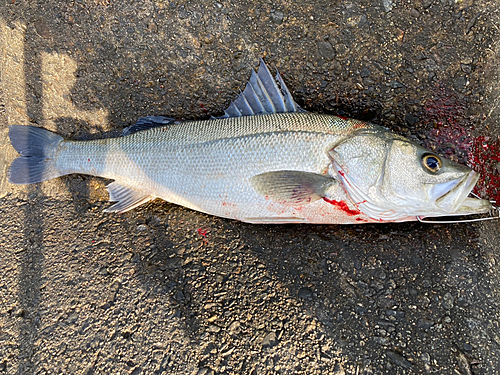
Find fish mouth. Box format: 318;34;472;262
433;171;492;215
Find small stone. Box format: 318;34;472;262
382;0;393;12
102;280;121;308
262;332;278;348
355;305;368;315
461;63;472;74
175;291;185;302
466;13;480;34
443;292;454;310
386;351;412;369
197;367;214;375
360;67;371;78
417;318;434;330
388;81;404;89
208;325;221;333
464;343;473;351
148;21;158;33
422;0;432;8
298;287;313;300
228;321;240;333
34;19;52;39
373;336;388;345
201;343;217;356
410;8;420;17
317;42;336;60
386;309;405;320
405;113;419;126
453;76;467;91
270;11;284;24
373;269;386;280
421;353;430;365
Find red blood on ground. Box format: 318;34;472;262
199;103;209;113
197;228;208;237
323;198;361;215
422;85;472;163
422;85;499;205
469;136;500;205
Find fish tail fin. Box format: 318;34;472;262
8;125;66;184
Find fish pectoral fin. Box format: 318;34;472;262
250;170;336;205
104;182;155;213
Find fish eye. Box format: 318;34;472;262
422;154;442;173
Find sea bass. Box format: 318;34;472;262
7;60;493;224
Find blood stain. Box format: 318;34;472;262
469;136;500;205
422;84;499;205
197;228;208;237
323;198;361;215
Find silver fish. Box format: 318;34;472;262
7;60;493;224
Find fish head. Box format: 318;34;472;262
329;127;492;221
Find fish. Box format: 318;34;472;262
7;60;494;224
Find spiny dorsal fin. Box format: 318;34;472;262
220;59;306;118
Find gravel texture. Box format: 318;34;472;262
1;1;500;374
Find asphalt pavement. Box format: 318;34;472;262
0;1;499;374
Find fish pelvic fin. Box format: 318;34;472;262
104;181;155;213
8;125;66;184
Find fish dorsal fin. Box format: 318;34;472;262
104;182;155;213
220;59;306;118
123;116;176;136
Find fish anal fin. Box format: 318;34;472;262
104;182;155;213
250;171;336;205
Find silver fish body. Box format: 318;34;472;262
51;113;370;224
7;61;493;224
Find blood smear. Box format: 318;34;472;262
323;198;361;215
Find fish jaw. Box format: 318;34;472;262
431;170;492;217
